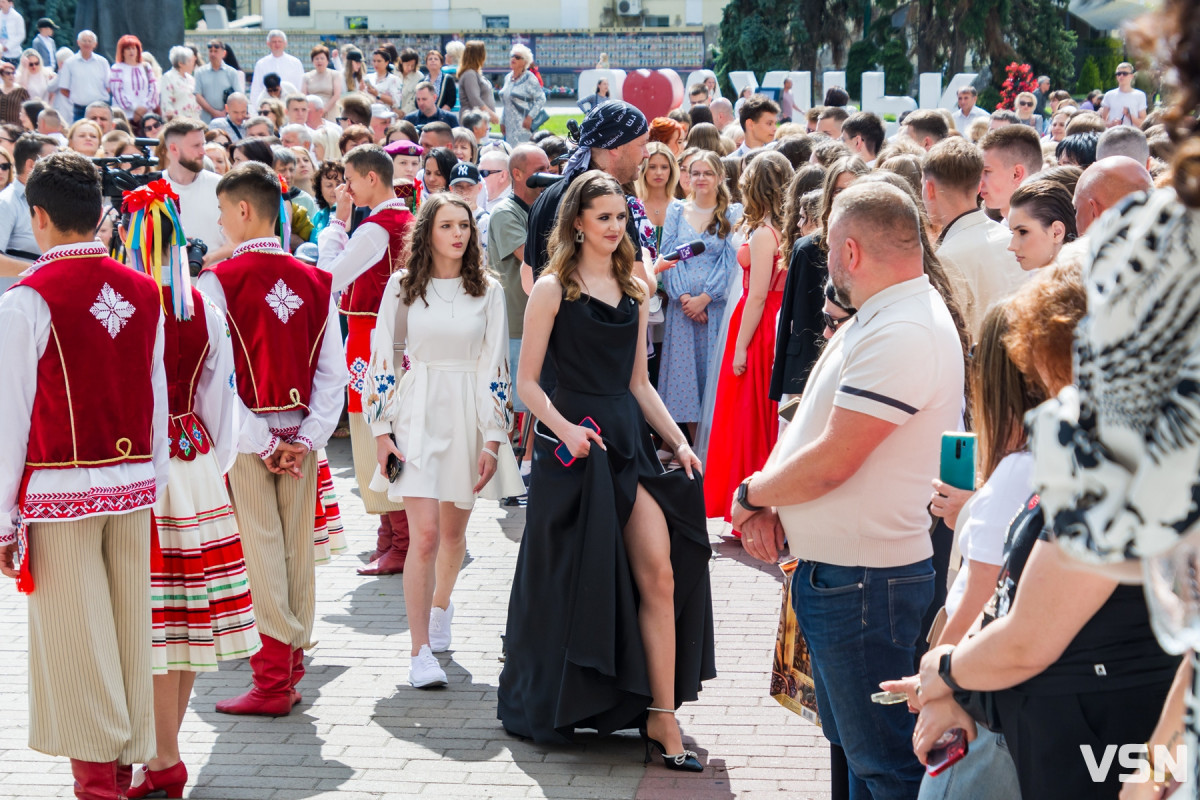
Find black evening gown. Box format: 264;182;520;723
498;291;716;744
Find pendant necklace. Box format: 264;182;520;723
430;277;462;317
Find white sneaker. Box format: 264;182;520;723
409;644;447;689
429;602;455;653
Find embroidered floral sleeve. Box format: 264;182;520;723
476;280;513;443
363;272;405;435
626;196;659;260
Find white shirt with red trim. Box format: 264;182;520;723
316;197;411;293
196;236;346;461
0;242;169;543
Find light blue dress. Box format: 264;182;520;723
657;200;742;423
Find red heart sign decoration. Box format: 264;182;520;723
622;69;684;120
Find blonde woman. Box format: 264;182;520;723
655;149;741;434
499;44;545;145
1014;91;1044;135
66;118;103;156
363;193;521;688
498;171;714;768
703;150;793;524
14;48;52;102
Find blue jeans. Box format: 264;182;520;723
508;338;527;413
792;559;935;800
916;727;1020;800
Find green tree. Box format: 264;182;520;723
1005;0;1078;89
17;0;78;49
1076;56;1101;94
715;0;853;90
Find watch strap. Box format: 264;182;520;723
939;650;966;693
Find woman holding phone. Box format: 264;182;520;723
498;171;716;769
362;193;521;689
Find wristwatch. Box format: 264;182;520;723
735;478;764;513
938;649;966;693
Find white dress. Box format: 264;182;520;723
364;273;524;508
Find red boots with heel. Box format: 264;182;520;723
358;510;409;576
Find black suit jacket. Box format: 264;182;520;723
769;234;828;401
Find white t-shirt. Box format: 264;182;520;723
944;452;1034;616
1100;88;1147;127
168;169;225;250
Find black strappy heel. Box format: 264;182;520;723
640;707;704;772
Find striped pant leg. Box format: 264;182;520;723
349;414;404;515
227;453;317;649
26;510;155;764
277;451;318;649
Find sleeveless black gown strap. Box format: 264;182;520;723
498;291;716;744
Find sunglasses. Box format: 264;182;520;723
1115;71;1132;77
1017;101;1033;107
822;311;853;331
478;169;504;178
0;163;11;171
143;122;161;131
336;116;349;124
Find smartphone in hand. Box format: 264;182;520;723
555;417;601;467
926;728;968;777
387;434;404;482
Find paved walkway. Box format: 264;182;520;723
0;438;831;799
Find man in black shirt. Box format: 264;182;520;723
404;82;459;128
521;101;649;285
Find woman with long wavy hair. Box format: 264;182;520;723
362;193;521;689
498;171;716;769
703;150;794;525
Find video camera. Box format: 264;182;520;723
90;137;162;201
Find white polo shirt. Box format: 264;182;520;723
777;275;964;568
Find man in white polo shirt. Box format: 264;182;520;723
249;30;304;107
732;182;964;800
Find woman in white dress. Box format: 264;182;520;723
362;193;522;689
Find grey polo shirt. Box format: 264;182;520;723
194;62;242;123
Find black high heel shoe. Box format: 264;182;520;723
640;707;704;772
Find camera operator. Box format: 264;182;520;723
161;118;225;261
0;133;56;278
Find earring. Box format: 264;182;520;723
574;229;585;244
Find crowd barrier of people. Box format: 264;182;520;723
2;1;1200;799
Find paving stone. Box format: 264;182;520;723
0;438;830;799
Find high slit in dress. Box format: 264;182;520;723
497;289;717;744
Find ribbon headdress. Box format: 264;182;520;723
123;179;194;321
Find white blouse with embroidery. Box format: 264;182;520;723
363;271;519;508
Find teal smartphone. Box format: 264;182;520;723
939;433;976;491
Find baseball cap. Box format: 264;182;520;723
37;18;58;30
449;162;480;186
370;103;396;121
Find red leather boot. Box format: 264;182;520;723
367;513;394;562
357;511;409;575
114;764;132;795
125;761;187;799
290;647;305;707
69;760;121;800
214;635;293;716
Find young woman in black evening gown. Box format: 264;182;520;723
498;171;716;769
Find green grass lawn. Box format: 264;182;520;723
488;115;582;140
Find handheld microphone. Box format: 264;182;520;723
526;173;564;189
661;239;707;261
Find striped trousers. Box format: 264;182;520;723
27;509;156;764
350;415;404;515
226;452;317;649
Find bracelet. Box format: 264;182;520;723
481;448;498;460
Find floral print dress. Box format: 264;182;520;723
361;271;522;509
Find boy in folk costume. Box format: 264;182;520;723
198;162;345;716
117;182;260;798
317;143;414;576
0;152;169;800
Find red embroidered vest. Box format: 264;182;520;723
163;286;213;460
338;206;412;317
17;253;160;470
205;251;332;413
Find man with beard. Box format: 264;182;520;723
163;117;225;252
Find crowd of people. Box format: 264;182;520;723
1;1;1200;798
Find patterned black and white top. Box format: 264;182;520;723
1029;188;1200;565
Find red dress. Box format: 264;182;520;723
703;229;786;523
